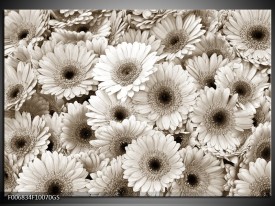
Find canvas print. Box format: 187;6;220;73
4;9;271;197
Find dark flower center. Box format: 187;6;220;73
232;81;252;103
251;29;265;41
212;110;227;126
18;29;29;40
148;158;162;172
63;68;76;80
79;127;92;140
115;187;128;196
187;173;199;187
15;138;27;149
260;188;271;197
4;171;9;179
47;180;63;195
7;84;24;101
257;142;270;162
260;146;270;161
170;35;180;46
158;89;173;105
113;107;129;121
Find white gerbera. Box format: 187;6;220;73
15;151;88;195
168;146;225;196
151;14;205;60
86;89;137;130
215;62;269;113
233;158;271;196
74;150;109;179
5;112;50;166
191;87;253;154
133;62;197;131
92;42;158;101
186;53;229;90
242;122;270;167
223;10;271;66
87;156;138;196
61;101;95;154
192;32;236;60
5;10;49;55
122;132;185;194
91;116;153;158
38;43;98;100
5;62;37;111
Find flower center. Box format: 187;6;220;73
6;84;24;102
75;124;94;142
187;173;199;187
57;61;84;88
250;176;270;197
148;158;162;172
204;106;233;135
18;29;29;40
260;189;271;197
163;30;188;53
140;150;171;181
113;60;142;86
115;187;128;196
241;24;270;50
110;105;130;122
46;179;65;195
232;81;252;104
253;109;265;127
105;177;134;196
148;81;182;115
256;142;270;161
10;134;31;155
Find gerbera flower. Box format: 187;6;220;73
242;122;271;167
91;116;153;159
77;37;108;57
43;113;63;152
191;87;253;154
122;132;185;194
4;10;49;55
133;62;197;131
5;112;50;166
168;146;225;196
192;32;236;60
185;53;229;90
87;156;138;196
15;151;88;195
19;93;49;117
252;96;271;127
5;62;37;111
86;90;137;130
119;28;164;56
233;158;271;196
38;43;98;100
49;9;93;28
223;10;271;66
129;9;175;30
74;150;109;179
108;10;128;45
215;62;269;113
92;42;158;101
61;101;95;154
4;153;20;193
151;14;205;60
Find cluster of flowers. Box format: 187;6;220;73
4;9;271;197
